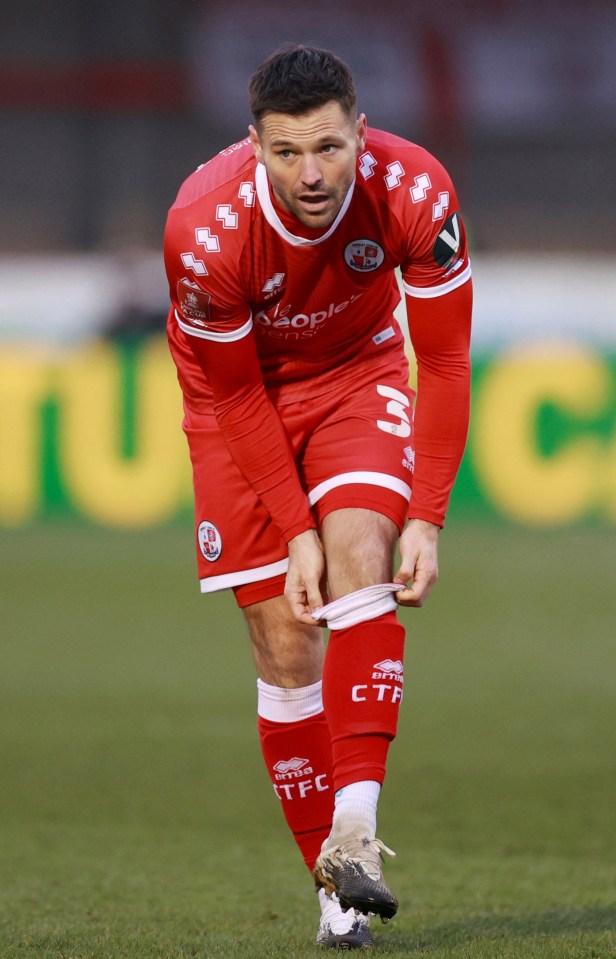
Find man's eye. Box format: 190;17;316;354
321;144;336;153
278;150;293;158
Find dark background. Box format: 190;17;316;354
2;0;615;256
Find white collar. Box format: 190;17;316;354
255;162;355;247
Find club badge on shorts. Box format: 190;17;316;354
198;520;222;562
344;239;385;272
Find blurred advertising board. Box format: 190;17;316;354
1;255;614;528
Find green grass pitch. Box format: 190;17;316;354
1;524;615;958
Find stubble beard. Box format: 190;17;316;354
282;173;354;230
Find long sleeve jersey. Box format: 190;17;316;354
165;127;472;539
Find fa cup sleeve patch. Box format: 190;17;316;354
432;213;463;269
177;278;211;328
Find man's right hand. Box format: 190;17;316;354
284;528;326;625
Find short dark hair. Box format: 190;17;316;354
249;44;356;123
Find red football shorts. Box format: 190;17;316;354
183;355;415;607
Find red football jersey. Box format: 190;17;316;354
164;127;472;534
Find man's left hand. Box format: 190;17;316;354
394;518;440;607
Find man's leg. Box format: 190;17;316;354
179;397;370;942
244;592;377;947
242;595;335;872
314;507;405;922
321;507;404;801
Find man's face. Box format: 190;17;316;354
249;101;367;229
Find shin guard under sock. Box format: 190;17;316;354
322;611;406;792
257;680;334;871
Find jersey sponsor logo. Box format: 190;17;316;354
433;212;462;268
254;293;363;340
410;172;432;203
198;520;222;562
384;161;405;190
344;239;385;272
432;191;450;221
358;151;377;179
177;279;211;326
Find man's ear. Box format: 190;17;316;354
249;124;263;162
356;113;367;152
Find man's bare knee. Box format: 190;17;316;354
321;508;399;599
243;594;325;688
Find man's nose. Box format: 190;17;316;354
300;154;323;187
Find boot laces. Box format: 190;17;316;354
333;836;396;881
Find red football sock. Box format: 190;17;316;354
258;711;334;871
322;611;406;792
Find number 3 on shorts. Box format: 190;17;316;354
376;384;412;438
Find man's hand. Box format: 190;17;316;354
394;518;440;607
284;528;326;625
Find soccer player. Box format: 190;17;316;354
164;44;472;949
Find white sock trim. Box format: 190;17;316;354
312;583;403;630
257;678;324;723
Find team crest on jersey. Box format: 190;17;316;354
344;239;385;273
177;278;211;327
198;520;222;562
